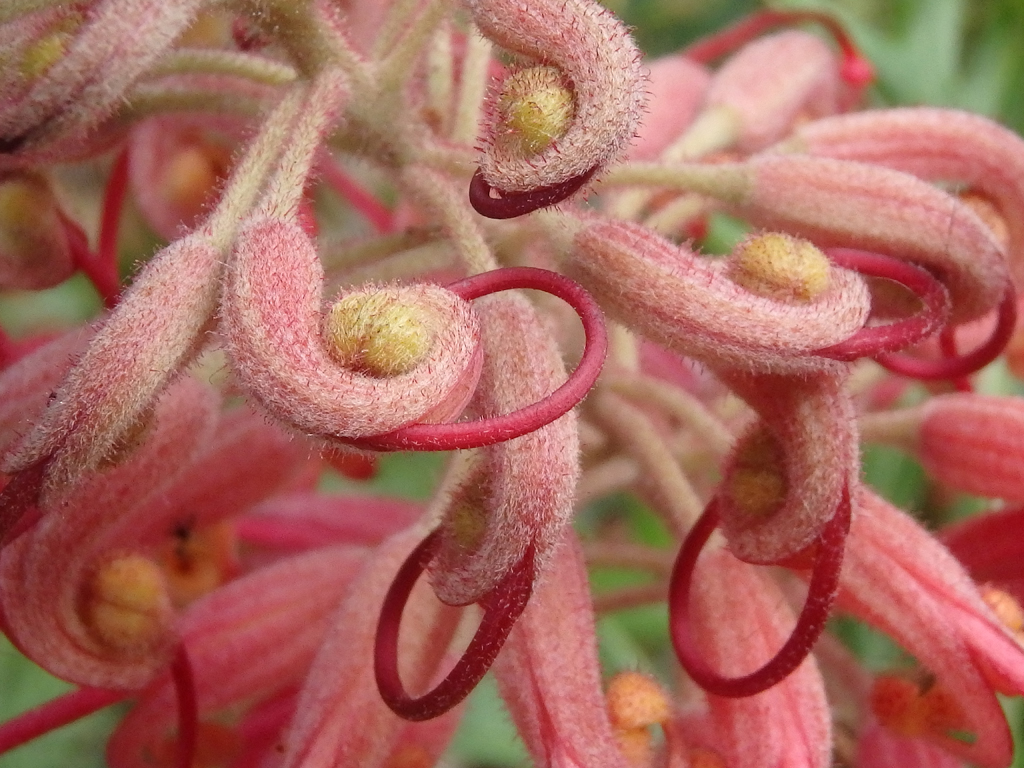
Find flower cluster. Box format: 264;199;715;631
2;1;1024;767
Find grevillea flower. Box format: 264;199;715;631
5;3;1024;768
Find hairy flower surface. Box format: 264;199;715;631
2;3;1024;768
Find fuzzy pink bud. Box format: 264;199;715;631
221;217;482;440
737;155;1010;324
429;291;579;606
628;55;710;161
567;219;871;375
699;30;840;153
785;107;1024;292
0;171;75;289
467;0;645;214
918;394;1024;502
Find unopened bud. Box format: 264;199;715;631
325;291;437;377
607;672;671;767
84;554;173;654
727;232;831;303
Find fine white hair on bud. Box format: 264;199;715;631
467;0;647;195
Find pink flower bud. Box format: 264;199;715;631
837;489;1024;768
628;55;710;161
429;291;579;606
494;535;635;768
699;31;840;153
467;0;645;215
787;107;1024;292
739;155;1010;323
568;219;871;374
221;217;483;440
686;547;832;768
0;0;204;155
918;394;1024;502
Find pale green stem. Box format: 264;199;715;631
201;82;308;248
593;392;704;537
592;584;667;614
377;0;453;96
425;20;454;136
319;227;442;274
858;406;924;453
577;455;639;506
327;241;455;290
401;165;497;274
609;374;734;457
643;194;710;237
258;67;350;220
582;541;674;575
144;49;297;86
603;161;751;205
608;323;640;372
450;28;493;146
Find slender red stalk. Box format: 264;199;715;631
876;283;1017;380
171;643;198;768
317;152;393;233
938;327;974;392
374;530;536;721
351;267;607;451
816;248;950;361
682;10;874;89
668;485;851;698
469;167;597;219
98;148;129;292
0;687;127;755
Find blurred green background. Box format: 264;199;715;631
6;0;1024;765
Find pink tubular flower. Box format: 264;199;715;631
7;3;1024;767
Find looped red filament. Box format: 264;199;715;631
668;485;851;698
469;167;597;219
374;530;536;721
876;282;1017;381
350;267;607;451
815;248;950;361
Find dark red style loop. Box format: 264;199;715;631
668;485;851;698
815;248;950;361
469;167;597;219
348;267;607;451
876;282;1017;381
374;530;536;722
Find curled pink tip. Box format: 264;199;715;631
351;267;606;451
171;644;198;768
469;167;596;219
876;282;1017;380
816;248;950;361
374;531;536;721
0;686;126;755
840;55;875;89
668;485;851;698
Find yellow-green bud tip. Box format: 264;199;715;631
728;232;831;303
496;66;575;156
325;291;436;377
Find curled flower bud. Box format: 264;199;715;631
737;155;1010;323
0;0;204;155
0;171;74;289
568;219;871;374
783;108;1024;290
467;0;646;216
428;291;579;606
222;217;482;440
